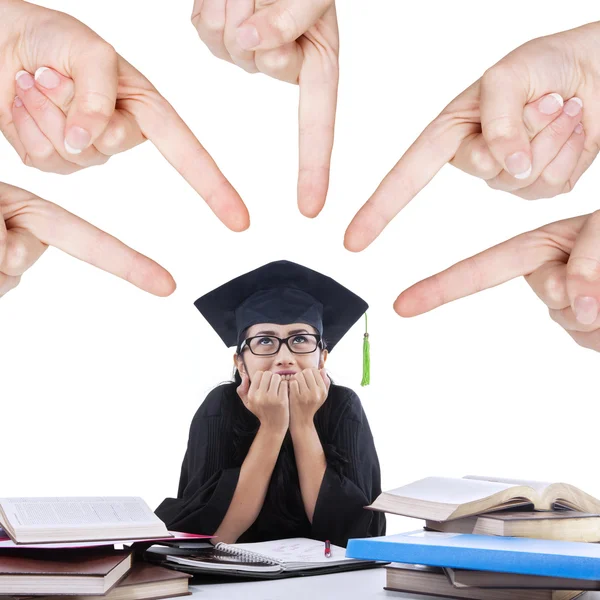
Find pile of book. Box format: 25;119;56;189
0;496;208;600
346;475;600;599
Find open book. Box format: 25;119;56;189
368;476;600;521
147;537;376;577
0;498;170;544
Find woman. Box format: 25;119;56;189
156;260;385;547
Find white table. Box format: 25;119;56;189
188;567;392;599
188;568;600;599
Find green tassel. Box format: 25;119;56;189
361;313;370;387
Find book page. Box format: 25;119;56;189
0;497;162;529
464;476;552;495
226;537;353;565
385;477;532;504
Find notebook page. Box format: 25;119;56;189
225;537;360;569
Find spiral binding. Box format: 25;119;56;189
215;542;282;566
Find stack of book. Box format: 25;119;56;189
346;475;600;599
0;496;208;600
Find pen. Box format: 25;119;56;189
324;539;331;558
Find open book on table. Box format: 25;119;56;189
0;497;170;544
368;475;600;521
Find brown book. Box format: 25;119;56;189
369;476;600;521
426;511;600;542
33;563;191;600
445;567;600;591
0;498;170;544
0;548;132;595
384;563;585;600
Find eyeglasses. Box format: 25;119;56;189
240;333;322;356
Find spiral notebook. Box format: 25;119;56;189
146;538;377;576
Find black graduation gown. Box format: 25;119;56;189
155;383;385;547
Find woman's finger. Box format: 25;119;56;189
64;38;118;154
0;273;21;297
515;124;585;200
549;304;600;333
93;111;145;156
12;96;79;174
223;0;258;73
394;215;587;317
567;329;600;352
0;228;47;277
236;0;333;51
522;93;564;138
344;82;481;252
16;70;109;167
451;93;564;180
565;210;600;326
192;0;232;62
34;67;75;113
487;97;582;192
8;198;175;296
296;5;338;218
524;262;569;310
451;133;503;180
118;58;249;232
479;61;532;179
255;44;302;84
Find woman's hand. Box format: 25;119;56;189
0;181;175;298
191;0;339;218
0;0;248;231
237;371;290;433
396;211;600;352
345;21;600;251
289;368;330;430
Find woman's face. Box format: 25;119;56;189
235;322;328;381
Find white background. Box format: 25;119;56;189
1;1;599;535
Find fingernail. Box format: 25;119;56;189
538;93;563;115
574;296;598;325
236;24;260;50
64;126;91;154
13;96;23;108
505;151;532;179
564;97;583;117
34;67;60;90
575;122;584;135
15;70;34;91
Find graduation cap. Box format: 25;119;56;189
194;260;371;385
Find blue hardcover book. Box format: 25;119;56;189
346;530;600;580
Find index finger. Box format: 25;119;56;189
22;200;175;297
394;215;588;317
344;83;480;252
296;6;339;218
119;58;250;233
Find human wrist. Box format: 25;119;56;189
258;420;288;439
289;417;316;438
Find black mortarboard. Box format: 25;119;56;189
194;260;368;353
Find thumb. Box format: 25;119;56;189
236;0;332;51
566;210;600;326
479;62;532;180
64;41;118;154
